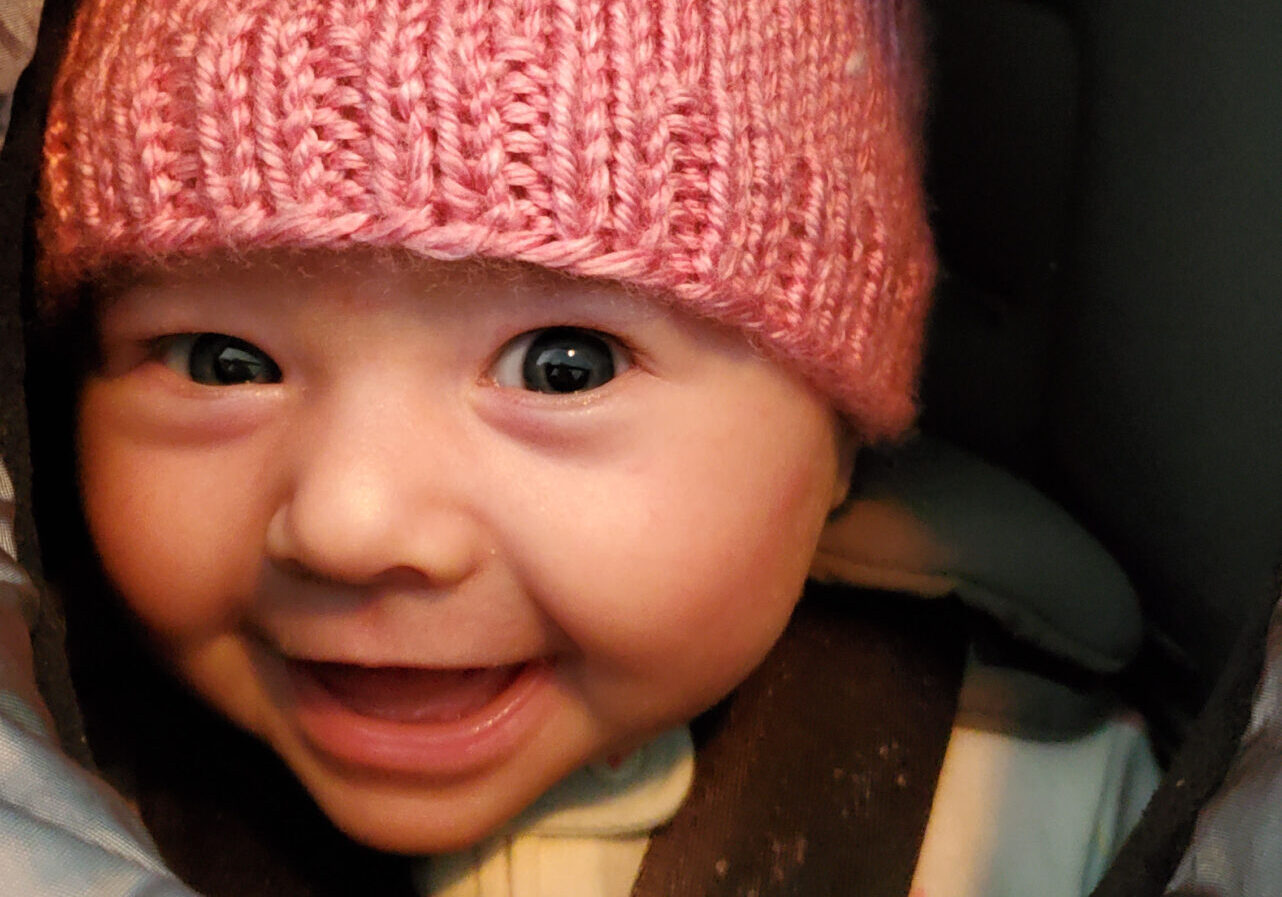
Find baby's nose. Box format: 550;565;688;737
264;395;486;589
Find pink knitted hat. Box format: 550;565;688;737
41;0;935;440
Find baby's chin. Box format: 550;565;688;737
284;723;690;854
260;710;621;855
320;788;533;855
291;758;568;854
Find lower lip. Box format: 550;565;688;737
282;659;552;776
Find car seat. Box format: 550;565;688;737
916;0;1282;756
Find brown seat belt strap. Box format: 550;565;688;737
632;585;967;897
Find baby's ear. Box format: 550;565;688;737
827;421;859;513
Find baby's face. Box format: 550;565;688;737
78;252;849;852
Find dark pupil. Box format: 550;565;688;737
190;334;280;384
522;328;614;394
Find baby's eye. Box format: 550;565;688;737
491;327;629;394
158;333;282;385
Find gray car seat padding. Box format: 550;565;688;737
816;437;1142;674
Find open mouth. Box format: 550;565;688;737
296;661;525;724
278;655;550;774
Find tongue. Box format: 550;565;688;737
305;662;522;723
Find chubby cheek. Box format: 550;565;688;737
531;394;843;722
77;384;272;638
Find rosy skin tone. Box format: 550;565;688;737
78;251;851;853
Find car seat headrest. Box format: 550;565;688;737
813;436;1142;675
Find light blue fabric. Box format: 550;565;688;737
0;457;199;897
0;701;197;896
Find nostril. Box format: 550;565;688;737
370;565;456;591
267;543;481;591
266;557;458;599
268;555;343;586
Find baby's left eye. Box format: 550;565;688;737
156;333;282;386
490;327;630;394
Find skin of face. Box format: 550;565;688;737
77;251;853;853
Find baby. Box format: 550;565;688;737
22;0;1137;894
75;250;857;854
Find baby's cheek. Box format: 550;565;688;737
598;435;823;613
641;460;833;681
548;470;823;686
80;427;259;637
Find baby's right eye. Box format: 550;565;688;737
157;334;282;385
489;327;629;394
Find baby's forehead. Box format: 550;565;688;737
100;250;664;318
90;253;780;378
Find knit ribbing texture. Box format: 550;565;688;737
41;0;935;440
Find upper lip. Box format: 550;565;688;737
246;625;540;671
271;644;539;672
288;657;529;672
245;585;565;667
